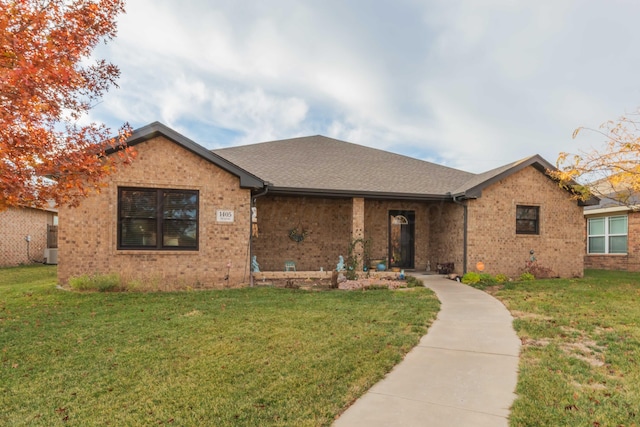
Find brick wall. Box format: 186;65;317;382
252;196;352;271
58;136;252;288
253;197;437;272
0;207;54;266
584;211;640;271
427;202;465;273
466;166;585;278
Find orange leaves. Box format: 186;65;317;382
0;0;133;210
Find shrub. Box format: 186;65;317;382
462;272;502;289
461;272;481;285
495;273;510;283
479;273;496;285
69;274;91;291
406;276;423;288
69;273;121;292
518;272;535;281
94;274;120;292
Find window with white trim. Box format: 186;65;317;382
587;215;627;254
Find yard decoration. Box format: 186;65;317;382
251;207;258;237
288;226;307;242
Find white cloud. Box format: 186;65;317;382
86;0;640;173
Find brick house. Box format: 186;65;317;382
0;204;58;267
584;194;640;271
58;122;590;288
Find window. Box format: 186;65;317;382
588;215;627;254
516;205;539;235
118;187;199;250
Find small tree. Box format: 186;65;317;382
0;0;134;210
553;110;640;205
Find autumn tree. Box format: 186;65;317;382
553;110;640;206
0;0;134;210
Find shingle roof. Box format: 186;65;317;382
584;191;640;211
213;135;475;199
124;124;588;203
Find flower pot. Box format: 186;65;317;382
370;259;384;269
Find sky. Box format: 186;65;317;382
88;0;640;173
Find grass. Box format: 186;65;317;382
491;270;640;427
0;265;439;426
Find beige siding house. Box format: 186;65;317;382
58;122;591;288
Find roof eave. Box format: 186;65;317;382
266;186;451;201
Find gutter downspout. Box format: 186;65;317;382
249;184;269;287
451;194;468;275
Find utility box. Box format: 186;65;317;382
44;248;58;265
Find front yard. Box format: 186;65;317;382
6;265;639;426
492;270;640;427
0;265;439;426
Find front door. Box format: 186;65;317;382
388;210;415;269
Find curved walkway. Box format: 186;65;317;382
333;275;521;427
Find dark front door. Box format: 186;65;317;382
388;210;415;269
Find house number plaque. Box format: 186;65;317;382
216;210;235;223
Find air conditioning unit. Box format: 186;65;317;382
44;248;58;265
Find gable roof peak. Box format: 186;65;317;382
125;122;264;189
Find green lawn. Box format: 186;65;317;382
0;265;439;426
492;270;640;427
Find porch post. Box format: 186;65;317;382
351;197;365;269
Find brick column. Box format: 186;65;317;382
351;198;365;269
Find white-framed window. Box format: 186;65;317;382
587;215;628;254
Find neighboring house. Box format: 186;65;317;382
584;193;640;271
58;122;591;288
0;205;58;267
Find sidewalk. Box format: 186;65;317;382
333;275;521;427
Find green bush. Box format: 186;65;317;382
94;274;120;292
479;273;496;285
462;272;503;289
518;272;535;281
461;272;481;285
69;273;121;292
69;274;91;291
495;273;510;283
406;276;423;288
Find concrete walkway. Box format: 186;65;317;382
333;275;521;427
